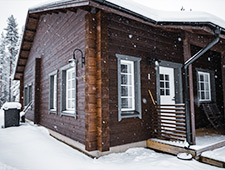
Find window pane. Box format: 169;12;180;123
205;74;208;82
205;83;209;90
72;90;75;98
121;64;128;73
121;98;128;108
72;80;75;88
121;86;128;96
166;89;170;95
127;98;133;108
128;86;133;97
160;74;164;80
121;75;128;84
165;82;169;88
160;89;165;95
205;92;210;99
71;100;75;109
200;75;204;81
200;83;204;90
165;75;169;81
160;82;164;88
201;92;205;99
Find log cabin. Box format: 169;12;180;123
14;0;225;157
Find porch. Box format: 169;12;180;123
147;102;225;167
147;134;225;167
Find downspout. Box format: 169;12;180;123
184;28;220;145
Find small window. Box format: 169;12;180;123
66;68;76;111
60;64;76;117
116;54;142;121
28;85;32;103
24;86;28;106
49;71;57;113
24;84;32;106
160;74;170;96
198;71;211;102
121;60;135;111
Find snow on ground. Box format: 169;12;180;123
0;123;222;170
202;146;225;162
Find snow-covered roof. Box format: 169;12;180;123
104;0;225;29
29;0;225;31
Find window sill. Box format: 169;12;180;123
119;110;141;121
60;110;76;118
49;109;57;114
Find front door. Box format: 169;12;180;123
159;66;175;105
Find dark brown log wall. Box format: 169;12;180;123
25;9;87;144
107;13;184;147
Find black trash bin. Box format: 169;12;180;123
3;102;22;128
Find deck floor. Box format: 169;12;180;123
147;133;225;168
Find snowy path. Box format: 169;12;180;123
0;124;221;170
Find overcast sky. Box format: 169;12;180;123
0;0;225;35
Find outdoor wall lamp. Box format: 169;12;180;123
68;48;85;68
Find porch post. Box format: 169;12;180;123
19;77;24;110
34;58;41;124
221;52;225;121
183;34;196;144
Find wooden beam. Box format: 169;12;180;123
85;12;98;152
15;70;24;74
34;58;41;124
146;139;196;157
96;10;110;152
24;39;33;43
28;15;39;20
19;78;24;110
25;28;36;33
19;56;28;60
17;64;26;67
183;32;196;145
221;52;225;120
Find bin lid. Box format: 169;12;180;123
2;102;22;110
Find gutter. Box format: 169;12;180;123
183;28;220;145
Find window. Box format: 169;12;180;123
198;71;211;102
121;60;135;111
160;74;170;96
116;54;142;121
60;64;76;117
28;85;32;103
66;68;75;111
24;86;28;106
24;84;32;106
49;71;57;113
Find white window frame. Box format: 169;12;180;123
198;71;211;102
120;60;135;111
116;54;142;121
49;70;58;113
66;67;76;111
53;74;57;109
60;64;77;118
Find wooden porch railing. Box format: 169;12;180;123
151;104;187;141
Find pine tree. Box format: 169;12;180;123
0;32;10;106
4;15;19;102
